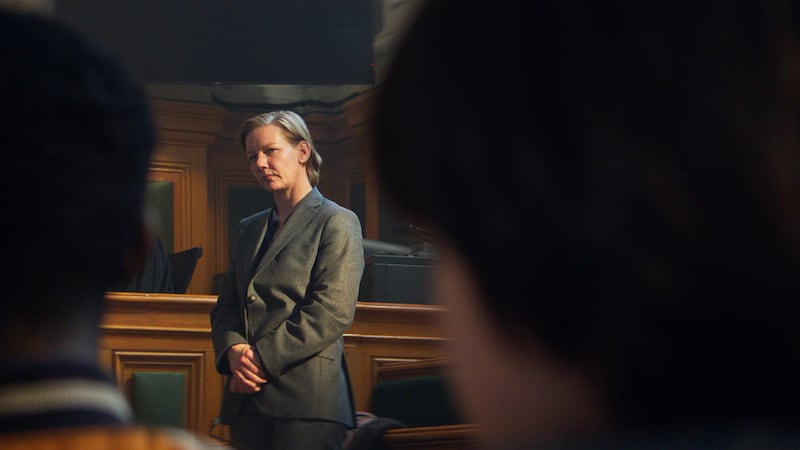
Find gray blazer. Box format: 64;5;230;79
211;188;364;427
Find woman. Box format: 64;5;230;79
211;110;364;450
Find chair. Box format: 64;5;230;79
131;371;185;428
167;246;202;294
347;357;477;450
369;358;463;428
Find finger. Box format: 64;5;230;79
238;358;262;376
242;370;268;385
241;349;263;371
230;347;267;385
235;376;261;394
235;370;265;390
233;359;266;382
239;354;268;383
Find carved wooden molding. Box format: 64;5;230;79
101;294;450;416
102;326;210;337
103;292;216;334
350;302;447;337
210;169;262;275
342;88;377;127
383;424;479;450
151;99;227;135
156;129;218;147
376;357;453;383
345;334;447;344
112;350;206;431
343;333;448;411
147;161;192;251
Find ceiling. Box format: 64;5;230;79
3;0;424;110
140;0;425;110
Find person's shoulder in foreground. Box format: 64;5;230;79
374;1;800;449
0;6;219;449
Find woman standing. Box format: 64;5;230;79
211;110;364;450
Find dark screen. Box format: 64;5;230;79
54;0;376;85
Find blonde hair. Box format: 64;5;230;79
238;110;322;187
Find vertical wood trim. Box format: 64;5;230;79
150;100;225;294
211;169;263;278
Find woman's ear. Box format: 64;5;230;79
297;140;311;164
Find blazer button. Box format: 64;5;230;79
247;295;257;303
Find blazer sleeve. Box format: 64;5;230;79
210;224;249;375
254;209;364;378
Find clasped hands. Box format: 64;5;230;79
227;343;268;394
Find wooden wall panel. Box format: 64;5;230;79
206;145;264;282
100;293;449;437
345;335;447;412
341;89;379;239
149;99;227;294
146;93;382;294
205;109;255;287
113;351;204;430
383;424;479;450
146;162;190;250
345;302;449;411
306;113;355;209
100;292;223;437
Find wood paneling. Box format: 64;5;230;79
342;91;380;240
114;351;203;429
100;293;449;437
149;99;227;294
376;357;452;383
207;165;262;278
373;358;478;450
100;292;222;437
383;424;479;450
147;97;380;291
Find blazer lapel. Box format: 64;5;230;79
252;189;323;276
240;210;272;286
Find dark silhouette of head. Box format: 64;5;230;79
374;0;800;438
0;9;154;334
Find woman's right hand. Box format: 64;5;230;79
227;343;268;393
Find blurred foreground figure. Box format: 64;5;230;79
374;2;800;449
0;7;206;449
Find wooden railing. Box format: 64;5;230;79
99;293;451;437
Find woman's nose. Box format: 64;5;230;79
257;153;269;168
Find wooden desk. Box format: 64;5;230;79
100;293;450;435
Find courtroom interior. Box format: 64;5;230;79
6;1;793;449
40;1;473;448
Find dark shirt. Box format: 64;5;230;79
251;208;281;278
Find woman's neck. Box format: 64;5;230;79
273;183;312;223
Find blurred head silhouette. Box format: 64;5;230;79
374;2;800;448
0;7;154;362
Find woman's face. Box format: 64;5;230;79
245;124;309;194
